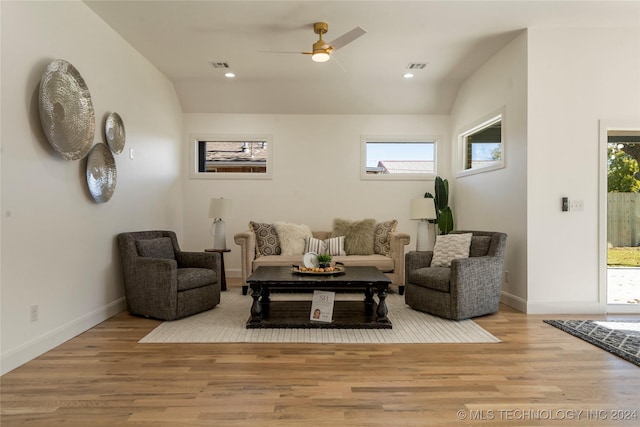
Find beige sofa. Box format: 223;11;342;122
234;230;410;295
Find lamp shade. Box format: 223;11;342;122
209;198;232;219
409;198;436;220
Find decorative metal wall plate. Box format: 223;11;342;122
39;59;95;160
86;143;117;203
105;112;126;154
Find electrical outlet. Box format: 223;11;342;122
570;200;584;211
30;305;38;322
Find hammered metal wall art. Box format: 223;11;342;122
105;112;126;154
86;143;117;203
39;59;95;160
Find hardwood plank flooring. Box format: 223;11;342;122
2;279;640;426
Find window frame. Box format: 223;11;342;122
188;133;273;180
360;135;439;181
456;108;505;177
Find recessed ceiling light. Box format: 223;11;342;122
224;72;236;78
403;72;414;79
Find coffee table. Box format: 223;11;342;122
246;266;392;329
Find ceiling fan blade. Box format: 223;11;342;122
328;26;366;51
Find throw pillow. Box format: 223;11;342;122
249;221;281;257
430;233;473;267
324;236;346;256
331;218;376;255
136;237;175;260
274;222;313;256
305;237;327;254
373;219;398;256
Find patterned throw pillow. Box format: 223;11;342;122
136;237;175;260
430;233;473;267
373;219;397;256
304;236;346;256
331;218;376;255
250;221;281;257
273;222;313;256
324;236;346;256
305;237;327;254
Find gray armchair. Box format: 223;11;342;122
118;230;221;320
404;231;507;320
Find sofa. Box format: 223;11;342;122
234;219;411;295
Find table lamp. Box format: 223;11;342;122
410;198;437;251
209;198;232;250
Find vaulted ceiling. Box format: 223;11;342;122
84;1;640;114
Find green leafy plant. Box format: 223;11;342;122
425;176;454;234
316;254;332;263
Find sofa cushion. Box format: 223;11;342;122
408;266;451;292
177;268;216;291
431;233;473;267
470;236;491;257
374;219;397;256
136;237;175;260
331;218;376;255
274;222;313;256
250;222;281;257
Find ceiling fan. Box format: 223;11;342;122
269;22;366;63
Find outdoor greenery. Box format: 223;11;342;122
608;144;640;193
608;247;640;267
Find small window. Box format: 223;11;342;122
361;136;437;180
458;110;504;176
189;134;272;179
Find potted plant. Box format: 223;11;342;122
316;253;332;269
425;176;454;234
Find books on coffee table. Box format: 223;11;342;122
310;290;335;323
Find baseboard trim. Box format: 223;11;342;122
526;300;606;315
1;298;126;375
500;291;526;313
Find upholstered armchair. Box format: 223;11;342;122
404;230;507;320
118;230;221;320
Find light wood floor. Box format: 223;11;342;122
2;279;640;426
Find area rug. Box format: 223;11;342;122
544;319;640;367
140;289;500;344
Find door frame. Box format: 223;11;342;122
599;119;640;314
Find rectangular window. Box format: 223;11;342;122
189;134;272;179
458;109;504;176
361;136;437;180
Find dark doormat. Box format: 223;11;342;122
544;319;640;367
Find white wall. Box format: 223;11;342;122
449;32;528;311
526;27;640;313
182;114;450;273
0;1;184;374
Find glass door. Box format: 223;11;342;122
606;130;640;310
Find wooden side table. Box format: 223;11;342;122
204;248;230;291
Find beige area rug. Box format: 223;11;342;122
139;289;501;344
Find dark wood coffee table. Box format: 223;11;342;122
246;266;392;329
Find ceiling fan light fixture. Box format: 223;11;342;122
311;50;330;62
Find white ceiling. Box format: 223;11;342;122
84;0;640;115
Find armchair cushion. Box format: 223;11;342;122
470;236;492;257
408;266;451;292
177;268;217;291
431;233;472;267
136;237;175;260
